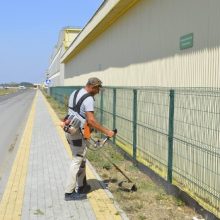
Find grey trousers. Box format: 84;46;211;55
65;131;87;193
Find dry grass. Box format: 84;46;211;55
0;88;18;96
87;144;200;220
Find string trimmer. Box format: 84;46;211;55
86;129;137;192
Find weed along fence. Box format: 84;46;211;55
49;86;220;218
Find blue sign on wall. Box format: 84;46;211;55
45;79;51;85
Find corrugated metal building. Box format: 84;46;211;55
58;0;220;88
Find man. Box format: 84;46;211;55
64;77;115;201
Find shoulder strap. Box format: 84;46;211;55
73;89;80;108
73;93;91;113
69;89;91;115
68;89;80;110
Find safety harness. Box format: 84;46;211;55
69;89;92;118
62;89;92;137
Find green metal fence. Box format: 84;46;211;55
50;86;82;105
49;86;220;218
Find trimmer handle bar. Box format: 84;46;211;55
87;129;117;150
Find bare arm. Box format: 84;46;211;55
86;111;115;137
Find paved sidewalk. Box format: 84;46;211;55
0;90;128;220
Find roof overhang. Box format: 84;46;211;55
61;0;140;63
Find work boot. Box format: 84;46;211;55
64;192;87;201
78;184;91;194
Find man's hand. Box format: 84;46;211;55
106;130;115;138
60;121;65;128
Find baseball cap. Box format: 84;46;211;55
87;77;103;87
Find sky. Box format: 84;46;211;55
0;0;104;84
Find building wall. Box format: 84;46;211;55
47;28;81;86
63;30;80;49
64;0;220;88
48;48;62;86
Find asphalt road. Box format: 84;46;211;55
0;89;36;198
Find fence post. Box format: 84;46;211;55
100;91;104;125
133;89;137;161
113;88;116;144
48;87;51;96
167;89;175;183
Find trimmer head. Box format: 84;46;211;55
87;129;138;193
118;181;137;192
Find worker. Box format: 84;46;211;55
64;77;115;201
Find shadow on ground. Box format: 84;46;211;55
87;178;108;193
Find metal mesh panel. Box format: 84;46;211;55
50;86;81;105
94;92;101;123
136;89;170;177
115;89;133;151
102;89;114;129
173;89;220;212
